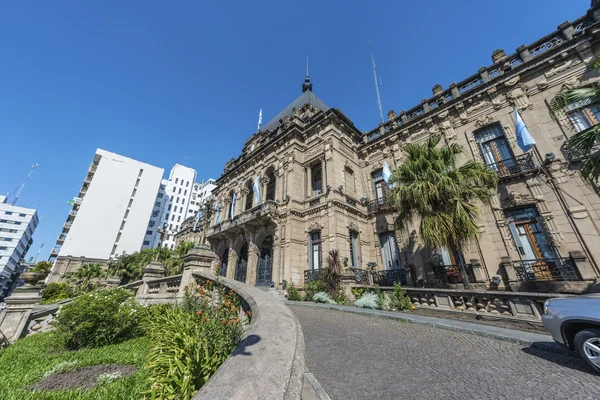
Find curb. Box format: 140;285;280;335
286;301;572;356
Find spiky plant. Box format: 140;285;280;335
323;249;343;298
387;135;497;288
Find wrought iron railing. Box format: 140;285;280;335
432;264;476;284
561;138;600;162
487;153;537;180
374;269;406;286
350;268;372;285
304;269;323;283
367;198;389;214
512;258;582;282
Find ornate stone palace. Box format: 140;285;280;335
206;3;600;293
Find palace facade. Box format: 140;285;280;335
207;3;600;293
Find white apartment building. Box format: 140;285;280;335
143;164;216;250
48;149;163;282
0;195;38;298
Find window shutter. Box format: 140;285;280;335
508;221;525;256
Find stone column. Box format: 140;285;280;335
500;256;519;291
246;242;260;286
340;271;356;304
226;249;238;281
137;261;166;298
570;251;597;281
0;282;43;343
517;44;532;63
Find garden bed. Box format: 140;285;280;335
0;333;150;400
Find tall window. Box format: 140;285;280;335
372;169;385;204
345;167;355;193
565;99;600;132
475;124;515;170
308;231;322;270
229;192;236;219
266;169;276;201
349;230;359;267
506;207;557;261
379;232;401;270
311;164;323;196
245;180;254;210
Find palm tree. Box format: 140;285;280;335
550;54;600;182
65;263;104;292
322;249;343;298
387;136;497;288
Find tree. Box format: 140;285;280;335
164;242;194;276
549;54;600;183
322;249;342;298
387;136;497;288
30;261;53;274
64;263;104;292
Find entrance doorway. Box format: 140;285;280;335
257;235;273;285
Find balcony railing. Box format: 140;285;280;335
512;258;582;282
63;222;72;229
561;139;600;163
374;269;407;286
487;153;537;180
431;264;476;285
50;246;61;255
367;198;390;214
56;233;67;243
304;269;323;283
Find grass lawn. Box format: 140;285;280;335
0;332;151;400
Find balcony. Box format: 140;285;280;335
63;221;72;230
487;153;537;181
367;198;391;214
56;233;67;244
304;269;323;283
207;200;279;237
511;258;582;282
68;209;78;218
50;246;61;256
561;140;600;163
73;197;83;205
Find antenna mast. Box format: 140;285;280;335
12;164;38;206
370;44;384;124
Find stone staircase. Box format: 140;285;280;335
256;285;287;301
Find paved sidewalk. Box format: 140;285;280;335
290;304;599;400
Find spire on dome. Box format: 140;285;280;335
302;56;313;92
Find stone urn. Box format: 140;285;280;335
20;272;48;286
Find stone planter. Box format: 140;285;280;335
21;272;48;286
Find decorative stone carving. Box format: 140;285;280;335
307;222;323;232
487;87;505;109
439;120;457;142
502;123;517;148
501;191;536;209
506;84;532;111
347;221;360;233
544;59;581;79
466;100;489;114
562;76;581;90
475;115;494;128
504;75;520;87
455;103;468;122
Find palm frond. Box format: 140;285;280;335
549;85;600;117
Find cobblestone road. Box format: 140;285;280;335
290;306;600;400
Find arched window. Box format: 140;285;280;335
245;180;254;210
311;164;322;196
266;168;276;201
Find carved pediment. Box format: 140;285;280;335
501;191;535;209
347;221;360;232
307;221;323;232
475;115;494;128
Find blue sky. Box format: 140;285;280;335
0;0;590;261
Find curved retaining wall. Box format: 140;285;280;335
191;271;305;400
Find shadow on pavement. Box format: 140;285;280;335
232;334;261;356
522;343;598;376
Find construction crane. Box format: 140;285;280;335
32;243;44;264
11;164;38;206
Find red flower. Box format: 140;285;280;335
197;311;202;316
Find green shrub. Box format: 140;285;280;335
351;287;365;299
286;283;302;301
377;292;392;311
30;261;53;274
355;293;380;309
312;291;336;304
53;288;142;350
40;282;75;304
303;280;326;301
332;289;348;305
141;282;243;399
391;283;413;310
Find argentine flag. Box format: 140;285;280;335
253;176;261;204
382;161;392;183
216;203;221;223
230;193;236;220
514;108;535;152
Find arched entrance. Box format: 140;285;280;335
256;235;273;286
220;248;229;277
235;242;248;282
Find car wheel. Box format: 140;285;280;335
574;329;600;374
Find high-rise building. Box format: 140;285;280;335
0;195;38;298
48;149;163;282
143;164;216;249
